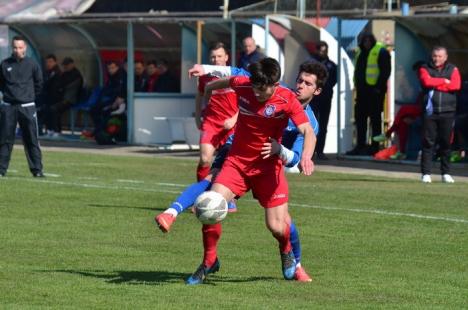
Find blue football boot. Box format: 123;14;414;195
281;251;297;280
186;258;220;285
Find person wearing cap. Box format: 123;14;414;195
0;36;44;177
45;57;83;136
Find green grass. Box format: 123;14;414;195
0;149;467;309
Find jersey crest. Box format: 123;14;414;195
263;104;276;117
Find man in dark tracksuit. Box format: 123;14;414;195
310;41;337;160
0;36;44;177
418;46;461;183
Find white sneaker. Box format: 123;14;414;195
441;174;455;183
421;174;432;183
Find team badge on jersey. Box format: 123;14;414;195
263;104;276;117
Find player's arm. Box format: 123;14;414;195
223;111;238;130
204;78;230;97
189;64;250;78
296;122;315;175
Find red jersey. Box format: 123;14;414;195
228;76;309;164
198;74;238;125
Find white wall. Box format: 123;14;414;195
133;94;197;145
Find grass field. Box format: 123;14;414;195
0;149;467;309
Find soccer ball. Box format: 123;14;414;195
194;191;228;224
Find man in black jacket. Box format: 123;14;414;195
418;46;461;183
0;36;44;177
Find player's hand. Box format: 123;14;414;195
299;156;314;175
188;64;205;78
444;78;451;84
261;137;281;159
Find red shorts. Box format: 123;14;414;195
214;156;289;208
199;120;232;148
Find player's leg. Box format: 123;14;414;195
197;143;216;181
186;183;237;285
289;221;312;282
187;159;244;285
155;174;214;233
253;162;299;280
156;143;232;233
264;203;296;280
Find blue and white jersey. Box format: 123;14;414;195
282;104;319;167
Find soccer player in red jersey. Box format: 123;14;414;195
195;42;239;181
186;58;316;285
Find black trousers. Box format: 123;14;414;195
421;112;455;175
355;88;385;149
46;101;70;133
0;102;43;175
311;95;332;154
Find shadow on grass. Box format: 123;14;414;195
43;269;277;285
87;203;166;212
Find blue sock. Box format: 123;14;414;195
169;180;211;214
290;221;301;265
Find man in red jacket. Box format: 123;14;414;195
418;46;461;183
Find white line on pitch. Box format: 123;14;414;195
8;177;468;225
117;179;145;184
289;202;468;224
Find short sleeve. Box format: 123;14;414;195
288;94;308;127
229;75;250;89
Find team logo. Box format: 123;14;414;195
263;104;276;117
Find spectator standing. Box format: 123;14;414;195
418;46;461;183
134;60;148;92
154;59;179;93
310;41;337;160
347;33;391;156
46;57;83;136
0;36;44;177
238;37;265;71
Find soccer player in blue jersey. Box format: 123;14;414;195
155;61;328;282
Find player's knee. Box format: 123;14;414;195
199;153;213;166
265;219;285;236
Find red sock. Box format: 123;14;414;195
273;224;292;254
202;223;222;267
197;165;211;182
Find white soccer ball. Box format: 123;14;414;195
194;191;228;225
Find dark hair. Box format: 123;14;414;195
248;57;281;87
45;54;57;61
147;60;158;67
298;61;328;89
316;41;328;50
106;60;119;67
210;42;229;54
358;32;376;49
12;35;26;43
135;60;145;65
432;45;447;54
